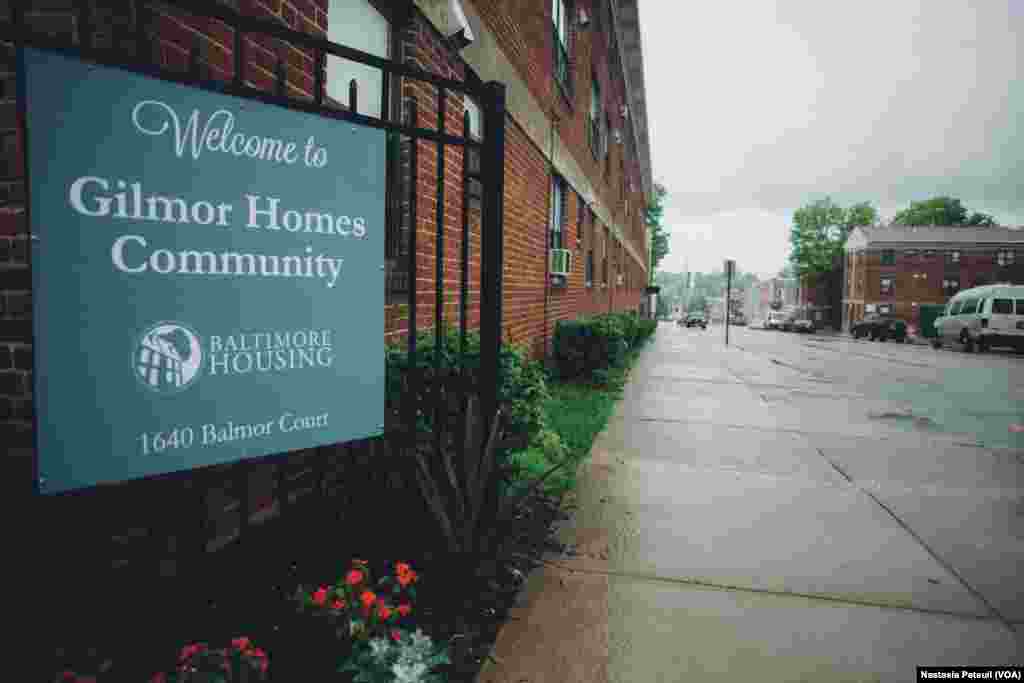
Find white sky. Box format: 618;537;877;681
639;0;1024;279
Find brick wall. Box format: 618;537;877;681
846;246;1024;325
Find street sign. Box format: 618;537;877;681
23;48;386;493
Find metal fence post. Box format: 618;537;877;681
479;81;506;431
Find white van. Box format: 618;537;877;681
933;283;1024;352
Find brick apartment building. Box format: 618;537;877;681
842;225;1024;330
0;0;653;449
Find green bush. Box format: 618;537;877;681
553;312;657;381
385;328;550;441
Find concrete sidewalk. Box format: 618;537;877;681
477;325;1022;683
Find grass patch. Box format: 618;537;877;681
507;347;643;498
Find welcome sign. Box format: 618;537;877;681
22;48;385;494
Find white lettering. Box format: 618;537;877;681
69;176;111;217
131;100;307;165
111;234;147;273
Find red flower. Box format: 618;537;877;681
377;603;393;620
390;629;402;642
397;603;412;617
312;587;328;606
360;590;377;609
331;599;346;611
345;569;364;586
397;569;418;587
178;643;207;662
395;562;412;576
231;637;251;652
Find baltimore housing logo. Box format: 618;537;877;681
134;321;204;393
133;321;337;395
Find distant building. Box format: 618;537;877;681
842;225;1024;329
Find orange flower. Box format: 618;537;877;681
345;569;364;586
231;637;251;652
360;590;377;609
397;603;412;617
312;587;328;606
395;562;412;576
377;603;393;620
397;569;418;587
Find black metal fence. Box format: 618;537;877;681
6;0;506;679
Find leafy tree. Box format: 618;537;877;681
788;198;878;278
892;196;997;227
646;183;670;272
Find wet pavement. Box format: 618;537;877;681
480;323;1023;683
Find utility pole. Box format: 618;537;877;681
724;259;735;346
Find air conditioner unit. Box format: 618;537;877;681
577;6;590;26
613;129;623;144
549;248;572;276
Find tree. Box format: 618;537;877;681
646;183;670;272
892;196;997;227
788;198;878;278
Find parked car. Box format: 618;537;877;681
763;311;787;330
792;317;816;333
850;314;907;342
932;283;1024;352
683;312;708;329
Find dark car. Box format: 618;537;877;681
850;315;907;342
683;313;707;329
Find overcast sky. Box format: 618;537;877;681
639;0;1024;278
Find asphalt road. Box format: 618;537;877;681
483;322;1024;683
723;324;1024;450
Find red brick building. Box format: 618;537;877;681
0;0;654;450
842;225;1024;330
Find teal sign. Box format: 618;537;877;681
21;48;385;494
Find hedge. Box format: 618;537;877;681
553;312;657;381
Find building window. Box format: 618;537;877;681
327;0;390;119
992;298;1013;315
996;249;1015;266
602;227;609;286
923;250;936;259
880;277;894;296
1017;300;1024;315
549;175;565;250
588;72;602;159
464;95;483;140
881;249;895;265
576;191;586;248
947;250;960;264
878;304;893;314
552;0;572;97
904;249;918;258
585;249;594;286
943;278;959;297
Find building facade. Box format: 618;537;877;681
0;0;654;452
842;225;1024;330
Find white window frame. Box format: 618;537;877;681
549;175;565;251
326;0;390;119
